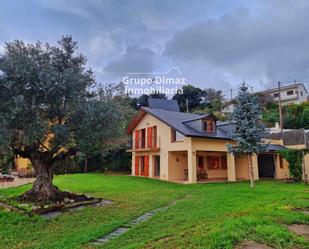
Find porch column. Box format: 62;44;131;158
161;152;169;180
188;147;197;183
227;152;236;181
274;154;280;179
252;154;259;180
149;155;154;178
132;152;136;176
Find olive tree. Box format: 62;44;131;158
0;37;125;203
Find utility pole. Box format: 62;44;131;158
230;89;233;100
278;81;283;133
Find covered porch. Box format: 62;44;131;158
168;150;237;183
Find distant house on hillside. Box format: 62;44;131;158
126;98;289;184
256;82;308;105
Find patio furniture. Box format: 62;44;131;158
184;169;188;180
0;174;14;182
197;170;208;181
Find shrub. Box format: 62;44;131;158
279;149;303;182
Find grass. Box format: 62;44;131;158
0;174;308;249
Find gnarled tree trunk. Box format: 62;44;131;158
20;155;64;203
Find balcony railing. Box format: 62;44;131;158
127;136;160;151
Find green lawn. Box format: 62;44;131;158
0;174;308;249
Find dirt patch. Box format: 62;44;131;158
155;236;172;243
235;241;273;249
287;224;309;240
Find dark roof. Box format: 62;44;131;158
148;98;180;112
264;144;287;152
183;113;218;123
140;107;233;140
265;130;309;147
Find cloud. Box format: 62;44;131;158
164;1;309;88
104;45;157;77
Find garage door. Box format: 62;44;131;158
258;154;275;178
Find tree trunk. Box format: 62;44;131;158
248;153;255;188
20;157;64;203
84;153;88;173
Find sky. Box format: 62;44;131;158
1;0;309;97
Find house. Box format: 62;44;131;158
266;129;309;181
256;82;308;105
14;156;33;176
126;98;289;183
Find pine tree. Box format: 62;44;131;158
227;83;266;188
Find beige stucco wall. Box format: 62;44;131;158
235;155;249;180
133;113;190;181
304;154;309;182
168;151;188;180
14;156;32;174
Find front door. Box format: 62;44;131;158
258;154;275;178
154;155;160;177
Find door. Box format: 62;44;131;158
144;156;149;176
147;127;153;148
154;155;160;177
135;156;139;176
258;154;275;178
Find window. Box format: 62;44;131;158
287;90;294;96
147;126;157;148
141;129;146;148
207;157;220;169
171;128;184;142
198;156;204;168
207;156;227;170
140;156;145;173
221;156;227;169
203;119;216;133
273;93;279;98
301;91;303;96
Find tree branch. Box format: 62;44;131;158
49;147;77;165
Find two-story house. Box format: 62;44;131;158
257;83;308;105
126;98;289;184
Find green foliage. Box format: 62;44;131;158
228;83;266;155
173;85;225;112
0;151;14;174
279;149;304;182
101;144;131;172
172;84;203;111
0;36;132;175
262;101;309;128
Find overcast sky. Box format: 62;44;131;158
1;0;309;96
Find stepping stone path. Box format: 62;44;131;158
235;240;273;249
287;224;309;240
91;201;177;246
41;200;112;219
